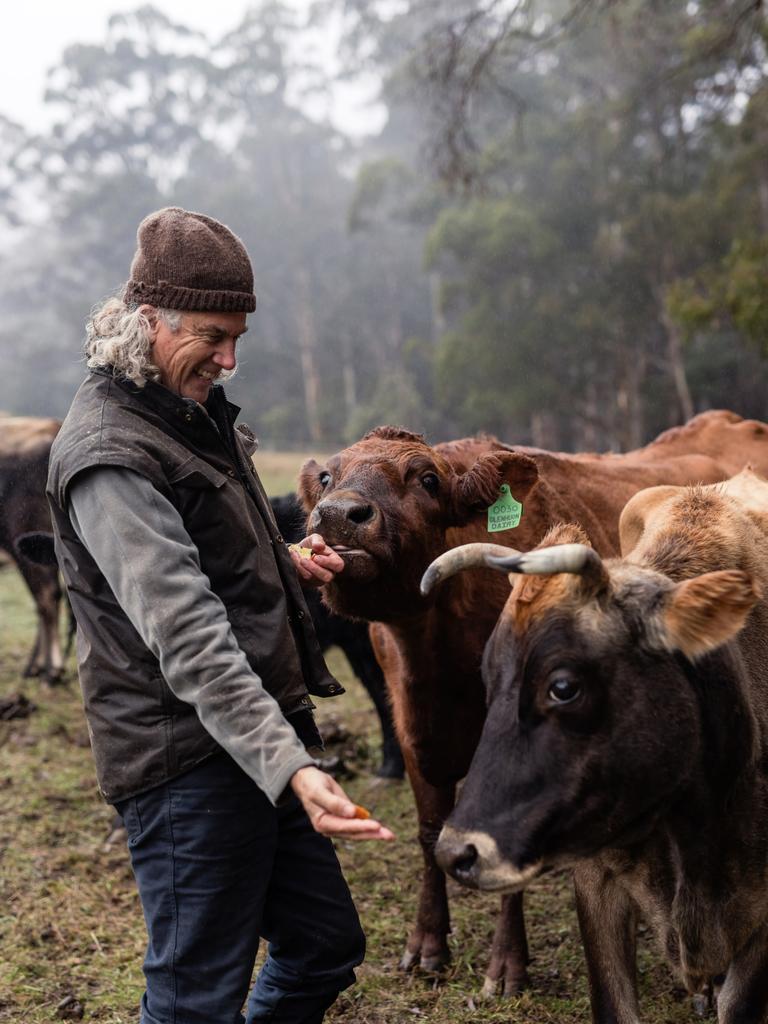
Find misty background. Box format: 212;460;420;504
1;0;766;452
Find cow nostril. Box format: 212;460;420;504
451;843;478;880
347;504;374;525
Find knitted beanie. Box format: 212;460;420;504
123;207;256;312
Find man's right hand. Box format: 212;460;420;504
290;765;395;841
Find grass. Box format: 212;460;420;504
0;455;706;1023
251;448;333;497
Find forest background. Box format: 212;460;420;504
1;0;767;454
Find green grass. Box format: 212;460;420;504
0;450;707;1021
252;448;332;497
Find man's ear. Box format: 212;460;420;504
139;304;159;341
448;452;539;527
662;570;760;659
298;459;325;512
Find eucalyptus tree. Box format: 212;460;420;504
331;0;768;447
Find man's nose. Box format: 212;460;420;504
212;340;237;371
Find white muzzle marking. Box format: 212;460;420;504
440;824;543;892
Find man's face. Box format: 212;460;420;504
149;309;249;403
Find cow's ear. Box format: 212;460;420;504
449;452;539;527
662;570;760;659
297;459;326;511
619;485;680;557
15;531;58;566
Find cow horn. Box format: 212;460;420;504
420;543;523;596
487;543;605;579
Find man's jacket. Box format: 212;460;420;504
47;370;343;802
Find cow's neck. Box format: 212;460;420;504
380;585;504;785
617;645;768;980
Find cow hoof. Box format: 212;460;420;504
692;992;711;1017
399;948;449;973
420;952;448;973
376;757;405;780
479;971;529;1000
399;949;420;971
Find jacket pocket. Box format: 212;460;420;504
169;456;227;490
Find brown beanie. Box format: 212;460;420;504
123;207;256;313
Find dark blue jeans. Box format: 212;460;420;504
115;753;365;1024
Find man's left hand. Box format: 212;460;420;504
288;534;344;588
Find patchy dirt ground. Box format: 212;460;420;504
0;561;703;1024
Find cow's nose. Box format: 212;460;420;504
435;833;480;887
310;497;376;532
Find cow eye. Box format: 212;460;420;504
547;673;580;705
421;472;439;495
318;471;331;489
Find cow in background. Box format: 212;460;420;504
270;493;404;779
0;416;65;683
297;411;768;997
429;469;768;1023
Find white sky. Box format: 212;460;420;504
0;0;385;136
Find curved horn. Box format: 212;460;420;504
488;543;605;579
420;543;522;596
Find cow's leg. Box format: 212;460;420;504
23;622;44;677
344;641;404;779
716;924;768;1024
17;562;64;683
399;757;455;972
574;862;641;1024
40;587;64;682
480;892;530;997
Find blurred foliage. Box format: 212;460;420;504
1;0;767;450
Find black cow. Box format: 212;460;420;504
0;417;65;683
427;469;768;1023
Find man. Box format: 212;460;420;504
46;207;393;1024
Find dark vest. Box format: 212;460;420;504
47;370;343;802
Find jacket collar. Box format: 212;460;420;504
91;367;242;431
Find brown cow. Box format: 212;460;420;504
429;469;768;1023
0;416;65;682
298;410;768;996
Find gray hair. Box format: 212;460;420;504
84;296;237;387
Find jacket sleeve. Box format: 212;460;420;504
68;464;315;805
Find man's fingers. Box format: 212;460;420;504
309;790;356;819
296;558;337;585
300;534;345;572
312;812;395;841
290;766;394;841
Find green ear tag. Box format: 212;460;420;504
487;484;523;533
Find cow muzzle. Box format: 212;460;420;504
309;494;379;539
435;824;543;893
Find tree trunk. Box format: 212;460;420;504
530;410;559;449
579;378;600;452
429;270;447;341
295;265;322;444
614;343;645;451
757;168;768;236
342;334;357;428
660;303;694;423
